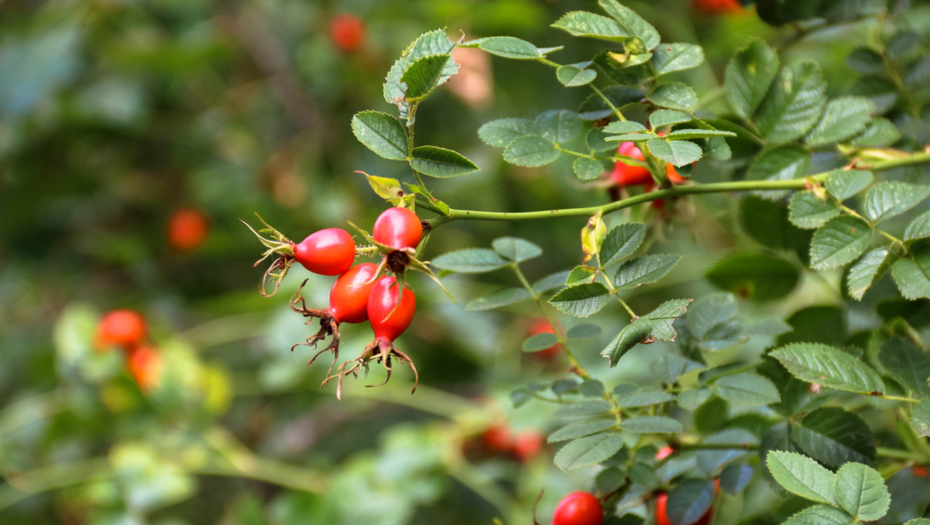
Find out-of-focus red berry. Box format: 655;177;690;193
95;310;147;350
329;14;365;53
513;431;544;462
694;0;744;15
913;466;930;478
527;319;562;359
167;208;210;251
483;425;513;453
611;141;687;187
127;346;161;392
656;445;675;461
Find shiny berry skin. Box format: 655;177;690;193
329;263;379;324
368;276;416;342
166;208;210;251
329;14;365;53
293;228;356;276
694;0;744;14
553;492;603;525
373;207;423;251
127;346;161;392
528;319;561;359
96;310;147;349
513;431;544;462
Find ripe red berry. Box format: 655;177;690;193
329;13;365;53
368;276;416;343
553;492;603;525
96;310;147;350
513;430;544;462
127;345;161;392
694;0;744;15
612;142;687;187
293;228;356;276
483;425;514;452
656;445;675;461
166;208;210;251
373;207;423;251
528;319;561;359
329;263;379;324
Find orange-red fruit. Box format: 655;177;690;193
553;492;603;525
96;310;147;350
329;13;365;53
127;346;161;392
166;208;210;251
913;466;930;478
373;207;423;251
656;445;675;461
483;425;513;453
329;263;379;324
513;431;544;462
293;228;356;276
528;319;562;359
368;276;416;342
694;0;744;14
611;142;687;187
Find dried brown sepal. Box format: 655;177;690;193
289;280;342;379
323;338;419;400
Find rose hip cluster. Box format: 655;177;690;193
609;140;687;211
95;309;160;392
244;207;425;398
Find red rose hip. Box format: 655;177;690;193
127;345;161;392
96;310;147;350
293;228;356;276
166;208;210;251
329;263;379;324
329;13;365;53
527;319;561;359
368;276;416;343
553;492;603;525
373;207;423;251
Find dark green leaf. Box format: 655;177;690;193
706;253;800;301
849;118;901;147
621;416;682;433
649;83;698;111
603;121;647;134
551;11;643;44
384;30;458;116
665;129;737;140
646;299;692;341
847;48;884;75
653;355;705;384
806;96;875;146
755;61;828;143
410;146;479;178
698;429;757;474
652;43;704;76
587;128;616;153
789;192;840;229
715;373;781;406
892;247;930;300
548;419;617;443
351;111;409;160
536;109;583;144
688;293;738;340
598;0;661;50
478;118;541;147
863;182;930;223
402;54;452;101
533;271;572;294
746;145;811;196
555;400;613;417
825;169;873;201
615;390;676;408
549;282;612;318
847;246;904;301
503;136;561;167
766;450;839;505
721;464;754;494
771;343;885;394
809;216;873;270
835;463;891;521
600;223;646;267
667;480;715;525
849;76;898;114
677;388;712;411
879;337;930;398
650;110;692;128
580;379;606;397
554;432;624;470
792;408;876;468
566;265;597;285
601;318;652;367
905;210;930;242
726;38;780;119
614;254;682;290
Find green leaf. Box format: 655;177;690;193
666;480;715;525
566;265;597;285
792;408;876;468
473;36;542;59
688;293;738;340
614;254;682;290
905;210;930;242
598;0;661;50
567;323;602;340
557;65;597;86
578;85;644;120
879;336;930;398
834;463;891;521
503;136;560;167
649;83;698;111
771;343;885;394
363;174;415;209
492;237;542;262
621;416;682;433
553;432;624;471
705;253;800;301
652;43;704;76
715;373;781;406
650;110;692;128
604;132;655;142
746;145;811;193
532;271;571;294
755;61;828;143
586;128;615;153
603;121;647;134
615;390;676;408
551;11;643;44
847;246;904;301
678;388;712;411
892;247;930;300
466;287;533;311
863;182;930;223
806;96;875;146
905;520;930;525
510;388;532;408
410;146;479;178
809;216;873;270
523;332;559;352
789;192;840;229
726;38;780;119
601;318;653;366
555;400;613;417
384;30;458;117
849;76;898;115
627;463;661;489
351;110;409;161
707;137;733;162
401;54;452;101
721;464;754;494
548;420;617;443
600;223;645;267
653;355;705;384
782;506;854;525
698;429;757;473
846;48;884;75
849;118;901;147
478;118;541;147
574;157;607;181
536;110;583;144
825;169;874;201
911;399;930;437
765;450;839;506
580;379;605;398
645;299;692;341
596;469;628;495
549;282;612;318
432;248;509;273
665;129;737;140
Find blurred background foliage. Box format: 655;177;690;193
2;0;930;524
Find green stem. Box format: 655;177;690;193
882;394;921;403
876;446;927;462
589;84;627;122
615;296;637;319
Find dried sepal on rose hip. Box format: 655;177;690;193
323;275;418;399
289;263;379;377
240;213;360;297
